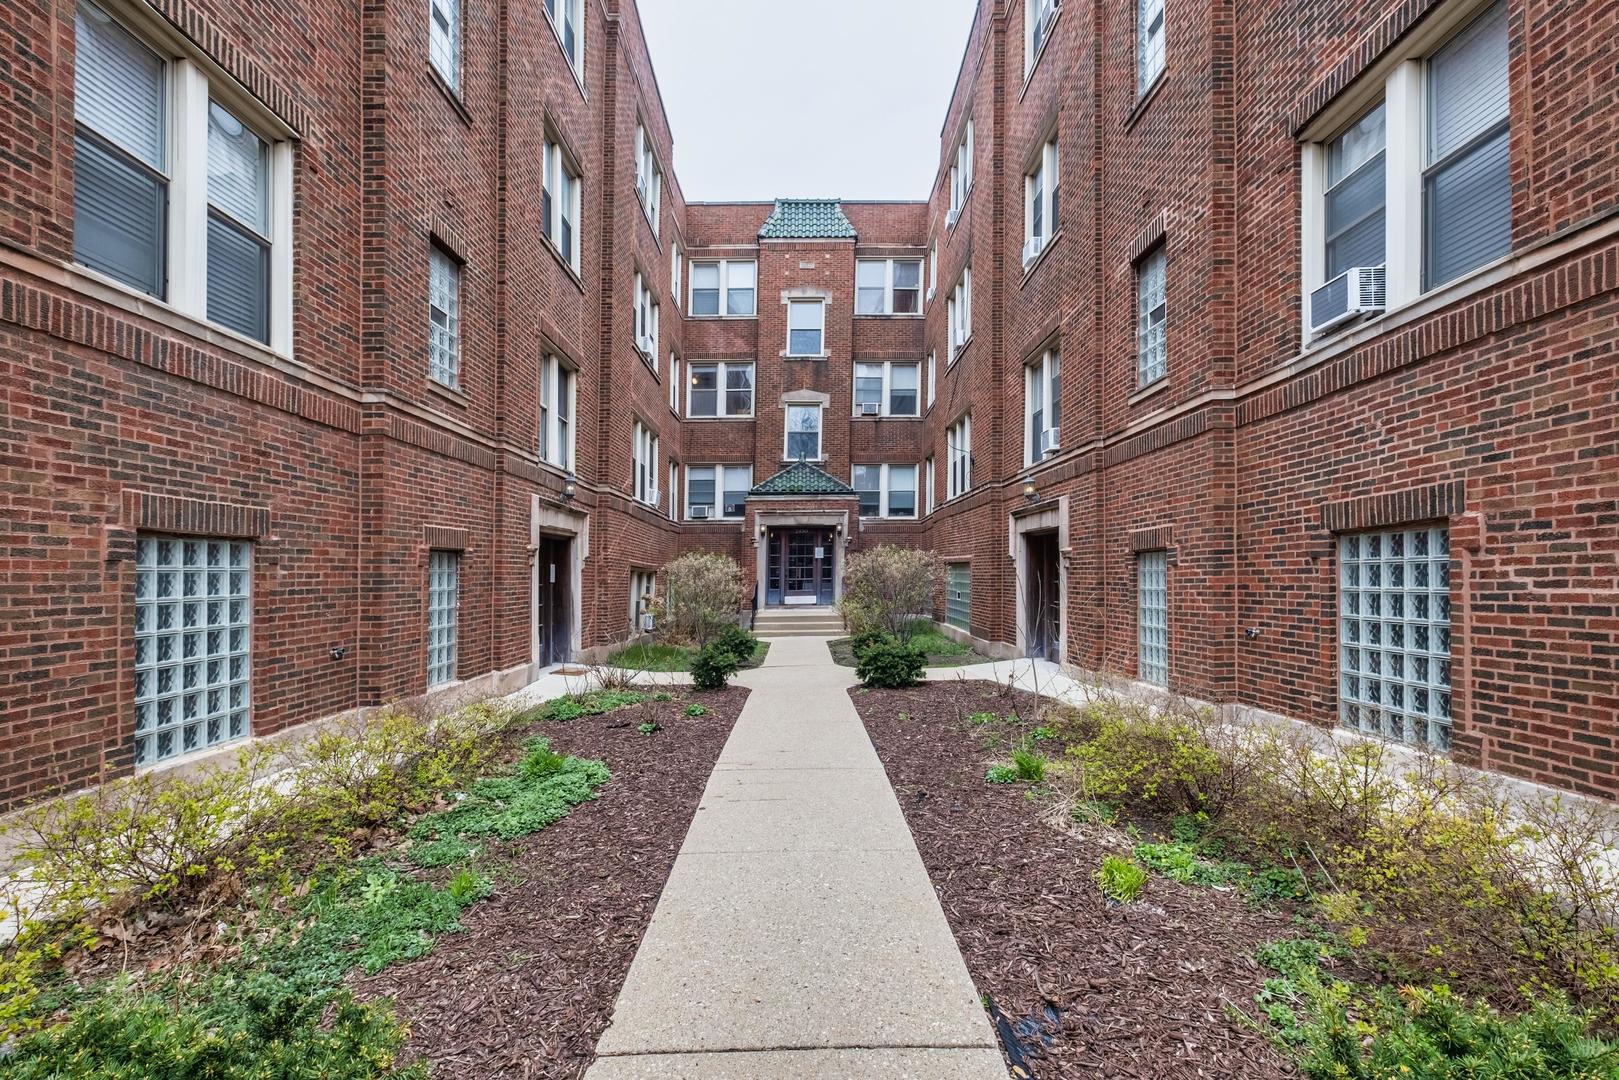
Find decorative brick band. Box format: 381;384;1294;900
1129;525;1174;553
1288;0;1442;134
124;490;270;539
1103;408;1208;468
431;211;471;263
424;526;469;551
1128;212;1168;265
1320;479;1466;534
149;0;311;134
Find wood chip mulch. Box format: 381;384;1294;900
358;686;749;1078
852;680;1297;1080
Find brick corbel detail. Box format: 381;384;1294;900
1128;524;1174;553
120;490;270;541
424;526;470;552
1127;212;1168;265
1320;480;1466;534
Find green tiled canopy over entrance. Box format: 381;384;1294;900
758;199;858;239
750;460;856;497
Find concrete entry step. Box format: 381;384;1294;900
752;608;845;638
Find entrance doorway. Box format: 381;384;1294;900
1024;530;1061;662
535;535;572;667
766;528;835;606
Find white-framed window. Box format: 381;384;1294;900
1137;0;1165;94
927;242;938;303
634;122;662;234
630;568;656;632
633;271;659;359
1024;134;1060;266
785;403;822;461
1026;0;1059;74
855;258;923;315
668;352;681;412
429;245;462;388
1024;347;1061;464
133;535;251;766
1136;246;1166;387
542;134;582;271
787;298;825;356
668;461;680;522
670;243;681;308
926;351;937;409
1302;1;1510;337
924;454;936;514
947;267;972;362
542;0;583;77
853;464;918;519
689;259;756;316
948;119;974;219
429;0;461;90
688;361;754;418
1339;526;1453;749
1137;550;1168;686
946;561;971;629
633;420;660;506
686;464;752;520
946;414;972;498
73;1;293;351
537;352;575;470
853;361;921;417
427;549;459;688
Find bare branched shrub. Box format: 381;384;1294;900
657;552;745;647
837;545;941;639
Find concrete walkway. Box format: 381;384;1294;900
584;635;1006;1079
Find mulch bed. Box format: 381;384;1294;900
359;686;749;1077
852;680;1296;1080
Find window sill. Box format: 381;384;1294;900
66;259;293;364
541;235;586;291
851;413;922;421
1127;375;1169;406
853;312;924;320
781;352;830;360
429;66;473;127
427;377;471;407
1124;71;1166;132
684;516;745;524
637;197;662;248
1019;229;1063;284
683;414;755;423
686;313;758;321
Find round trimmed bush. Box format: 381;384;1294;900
691;642;739;691
854;640;926;689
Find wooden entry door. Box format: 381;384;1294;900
767;528;835;606
536;536;572;666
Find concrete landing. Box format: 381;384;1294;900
584;635;1005;1079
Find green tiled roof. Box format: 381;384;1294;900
749;460;856;497
758;199;857;240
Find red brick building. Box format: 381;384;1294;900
1;0;1614;810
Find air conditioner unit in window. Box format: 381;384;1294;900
926;285;936;303
1022;235;1047;268
859;401;881;416
636;333;654;355
635;172;648;202
945;207;961;229
690;504;711;519
1309;265;1386;334
1040;427;1060;457
640;611;655;632
647;487;661;507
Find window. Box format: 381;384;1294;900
947;267;972;362
429;246;461;388
133;536;251;766
1138;550;1168;686
785;403;822;461
429;0;460;90
74;1;289;348
1137;0;1164;94
671;244;681;307
946;562;971;630
633;271;659;358
668;461;680;522
949;120;974;219
634;123;662;234
1339;526;1453;749
630;569;656;632
687;361;754;418
926;352;937;409
928;242;938;303
1424;1;1510;289
689;259;757;316
537;353;574;470
426;550;459;687
853;464;918;518
855;258;923;315
1322;104;1387;287
1024;135;1060;266
853;361;920;417
787;299;825;356
687;465;752;519
1025;348;1062;464
542;0;583;76
542;135;582;271
668;353;680;411
633;420;660;506
924;454;936;515
1136;246;1166;387
1026;0;1058;73
947;414;972;498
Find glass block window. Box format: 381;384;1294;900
1137;246;1167;387
1137;550;1168;686
1339;526;1453;748
946;562;971;630
428;246;461;388
133;536;251;766
427;550;460;688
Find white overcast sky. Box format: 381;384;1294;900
637;0;980;203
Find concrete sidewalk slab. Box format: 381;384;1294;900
585;627;1004;1078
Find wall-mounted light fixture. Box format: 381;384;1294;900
562;474;578;500
1022;477;1040;503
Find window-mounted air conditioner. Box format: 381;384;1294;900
945;207;961;229
636;333;654;355
1022;234;1047;268
1309;265;1385;334
635;172;648;202
1040;427;1060;457
690;504;711;520
647;487;661;507
859;401;881;416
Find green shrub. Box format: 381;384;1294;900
849;629;894;658
855;640;926;688
1063;705;1225;814
1097;855;1148;902
691;642;739;691
711;624;759;665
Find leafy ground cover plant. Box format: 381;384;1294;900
525;688;647;723
1097;855;1148;902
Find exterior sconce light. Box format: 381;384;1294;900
562;474;578;500
1022;477;1040;502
